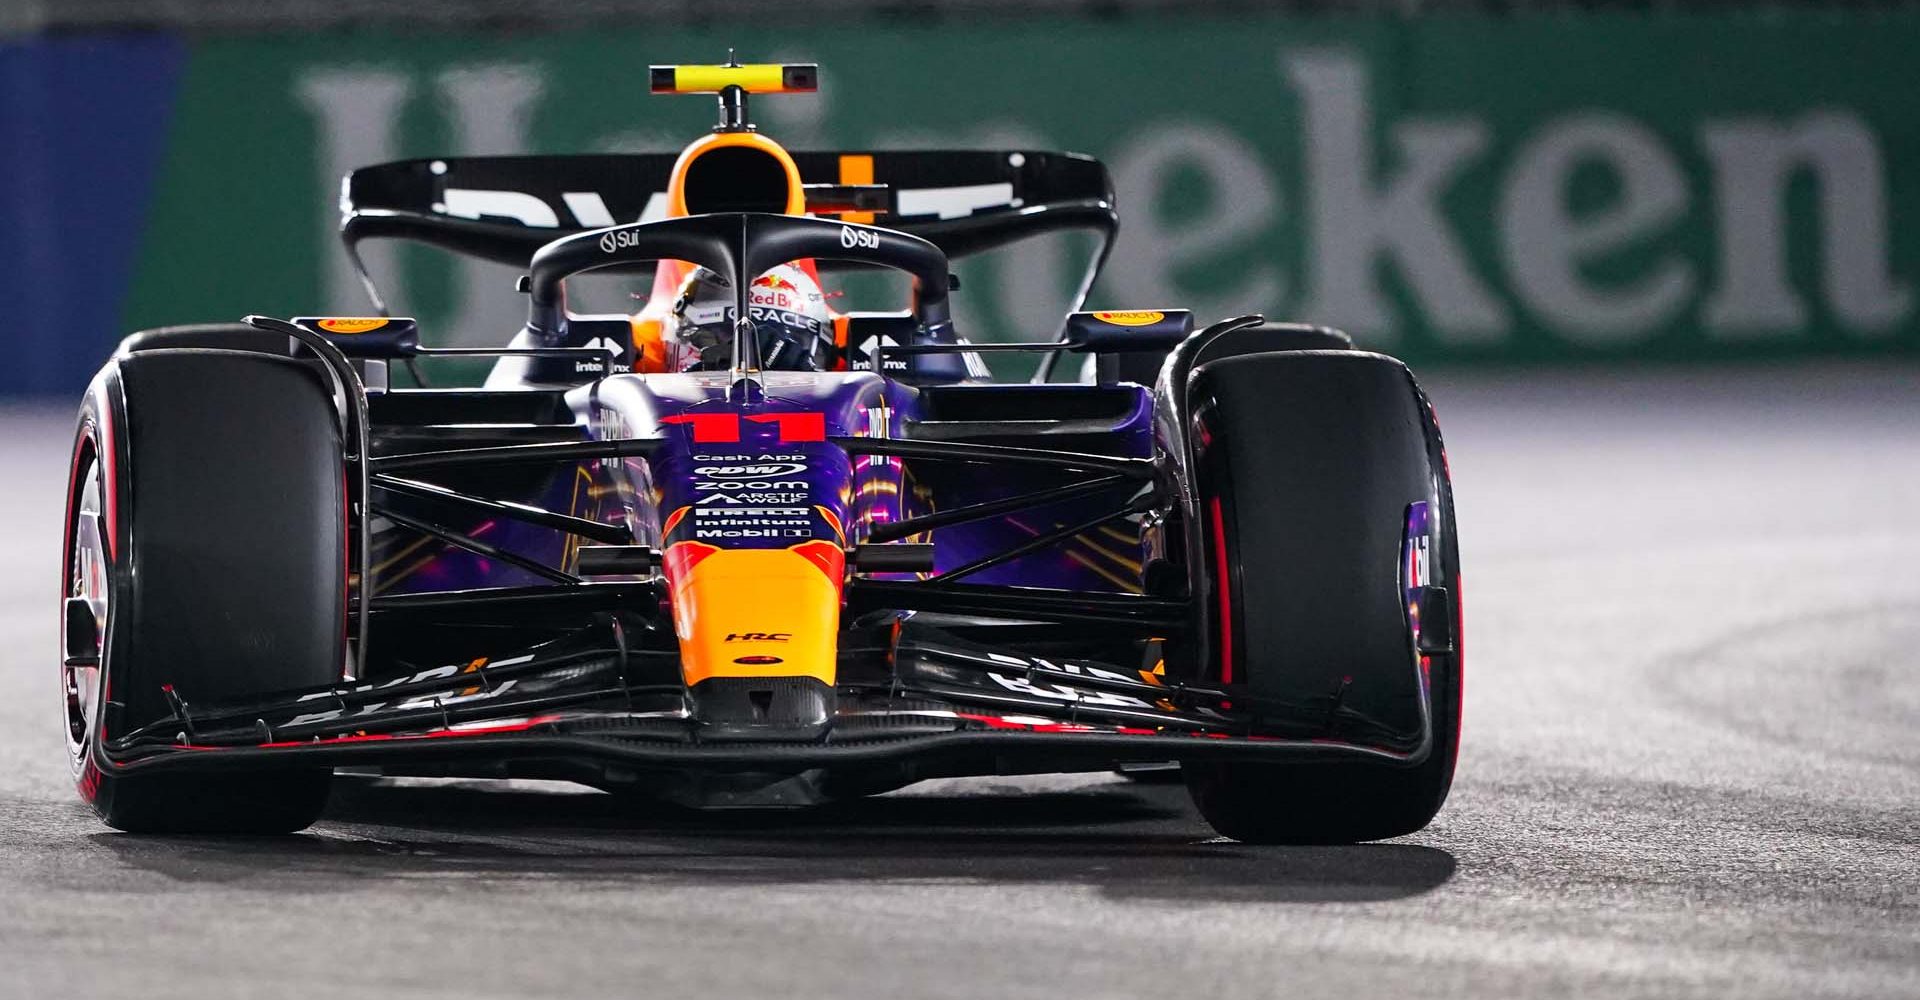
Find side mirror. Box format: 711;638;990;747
1065;310;1194;353
291;316;421;358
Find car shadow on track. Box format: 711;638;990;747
90;776;1458;904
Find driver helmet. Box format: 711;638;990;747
667;262;834;372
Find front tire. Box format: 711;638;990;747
1177;350;1462;844
64;349;347;833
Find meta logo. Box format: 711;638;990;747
725;632;792;642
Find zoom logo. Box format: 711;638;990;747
693;480;806;491
840;225;880;250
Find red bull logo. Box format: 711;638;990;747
750;270;806;310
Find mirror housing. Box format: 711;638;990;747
291;316;421;358
1065;310;1193;353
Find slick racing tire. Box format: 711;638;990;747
1189;320;1353;367
1179;350;1462;844
63;349;345;833
115;322;298;357
1108;320;1352;386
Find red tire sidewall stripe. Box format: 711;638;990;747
1208;494;1234;686
1450;571;1464;767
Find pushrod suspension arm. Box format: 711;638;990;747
375;438;659;475
934;495;1153;583
832;436;1154;481
865;474;1131;544
374;506;579;585
372;474;633;546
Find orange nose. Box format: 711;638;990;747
664;539;846;688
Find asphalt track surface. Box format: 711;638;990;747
1;364;1915;999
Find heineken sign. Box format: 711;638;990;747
111;13;1920;367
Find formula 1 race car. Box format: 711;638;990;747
60;62;1462;843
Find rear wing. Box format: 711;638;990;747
339;150;1117;312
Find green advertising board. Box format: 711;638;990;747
125;12;1920;367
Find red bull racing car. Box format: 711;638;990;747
59;62;1462;843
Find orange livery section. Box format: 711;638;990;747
664;540;846;688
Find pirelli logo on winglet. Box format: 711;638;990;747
649;63;818;95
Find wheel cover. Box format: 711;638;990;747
63;451;108;770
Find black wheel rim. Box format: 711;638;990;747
63;446;109;772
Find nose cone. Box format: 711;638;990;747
644;395;868;741
664;540;846;740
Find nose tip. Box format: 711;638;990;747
689;676;835;742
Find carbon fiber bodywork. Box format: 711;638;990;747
83;311;1447;807
69;193;1457;816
